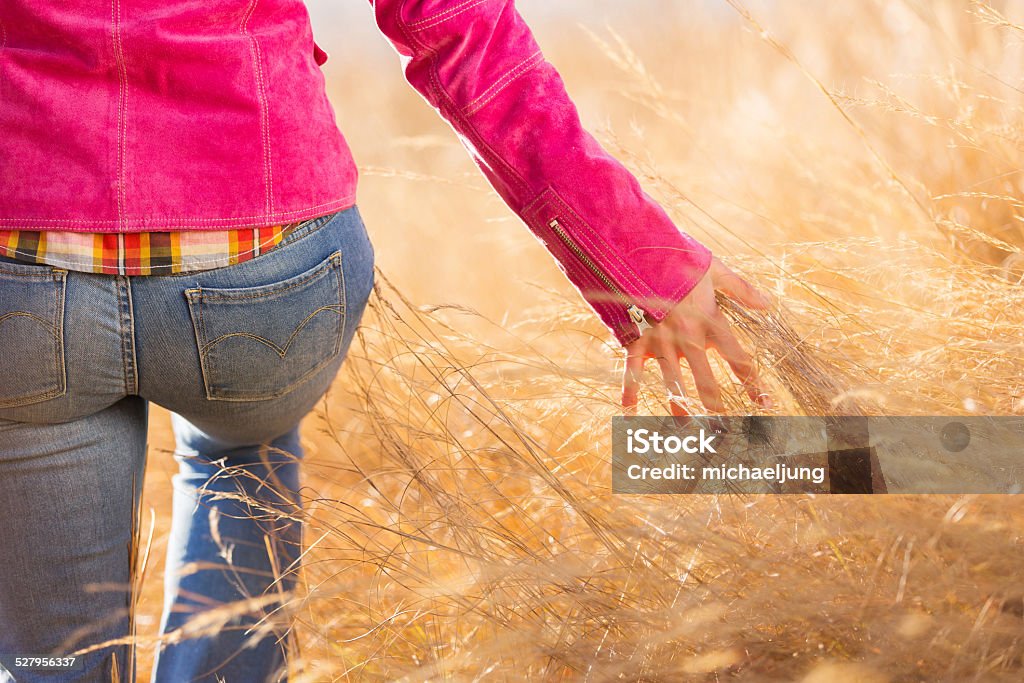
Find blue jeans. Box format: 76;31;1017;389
0;208;375;683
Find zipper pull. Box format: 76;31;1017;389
628;304;652;336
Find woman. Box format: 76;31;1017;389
0;1;769;681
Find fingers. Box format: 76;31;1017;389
621;346;646;412
654;337;690;417
711;259;771;310
707;322;772;408
678;339;725;413
620;263;774;414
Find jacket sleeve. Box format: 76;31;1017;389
369;0;712;346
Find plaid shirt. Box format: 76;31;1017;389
0;224;300;276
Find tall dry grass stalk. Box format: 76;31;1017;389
132;1;1024;680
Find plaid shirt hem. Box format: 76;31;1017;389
0;224;301;276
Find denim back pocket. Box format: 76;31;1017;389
0;260;67;408
185;251;346;402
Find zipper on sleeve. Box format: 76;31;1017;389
548;218;652;338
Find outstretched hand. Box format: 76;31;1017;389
622;258;772;415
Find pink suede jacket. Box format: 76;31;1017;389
0;0;711;345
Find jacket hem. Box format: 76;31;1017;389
0;194;357;233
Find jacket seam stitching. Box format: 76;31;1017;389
241;0;274;216
112;0;128;228
521;188;553;219
408;0;492;31
464;50;544;116
663;250;711;311
550;190;661;308
430;47;530;198
398;0;532;200
523;191;636;342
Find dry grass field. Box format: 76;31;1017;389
132;1;1024;680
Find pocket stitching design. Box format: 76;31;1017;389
198;304;345;358
0;310;62;334
186;252;346;402
0;270;67;408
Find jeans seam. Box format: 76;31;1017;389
200;285;213;398
115;276;137;396
0;265;68;278
54;272;66;400
126;277;138;395
334;250;346;356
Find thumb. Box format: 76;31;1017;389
710;258;771;310
621;342;645;413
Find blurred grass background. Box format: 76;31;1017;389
134;1;1024;680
